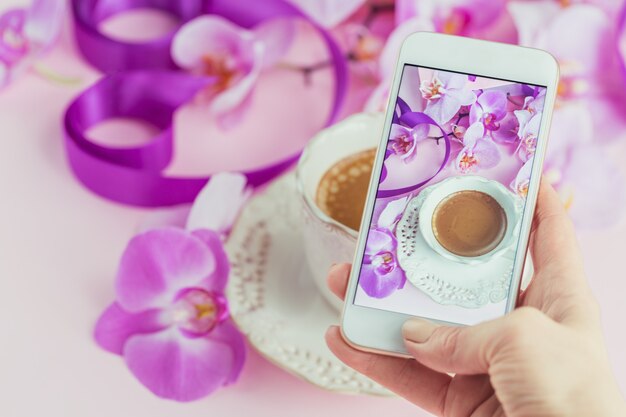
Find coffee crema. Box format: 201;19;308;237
315;148;376;231
432;190;507;257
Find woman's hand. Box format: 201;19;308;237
325;183;626;417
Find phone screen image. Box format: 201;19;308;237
353;65;547;325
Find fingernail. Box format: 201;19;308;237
325;325;339;337
402;319;438;343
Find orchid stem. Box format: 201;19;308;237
33;63;82;86
428;132;454;144
507;93;524;107
278;58;344;85
455;112;469;125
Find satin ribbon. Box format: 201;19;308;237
65;0;347;206
377;110;451;199
618;0;626;83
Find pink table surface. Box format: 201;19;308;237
1;3;625;416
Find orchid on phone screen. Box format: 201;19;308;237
470;90;507;131
377;195;409;230
387;123;429;162
358;197;410;298
422;71;476;125
455;122;500;173
360;228;406;298
515;110;541;162
172;16;294;125
511;159;533;198
0;0;65;88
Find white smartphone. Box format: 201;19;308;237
341;32;559;356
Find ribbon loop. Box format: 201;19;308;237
72;0;207;73
64;0;348;206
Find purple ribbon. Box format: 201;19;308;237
377;111;451;198
72;0;207;72
64;0;347;206
618;0;626;84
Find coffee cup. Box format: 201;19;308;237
296;113;383;310
418;175;524;265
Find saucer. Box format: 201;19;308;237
226;172;390;396
396;188;532;309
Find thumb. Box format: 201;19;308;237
401;307;546;374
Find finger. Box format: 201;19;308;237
327;263;350;300
529;181;585;286
326;326;451;415
525;181;597;325
401;307;547;375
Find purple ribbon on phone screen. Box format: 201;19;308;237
64;0;347;206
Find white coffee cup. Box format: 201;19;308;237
296;113;383;310
418;175;524;265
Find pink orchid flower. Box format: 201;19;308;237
171;15;294;125
0;0;65;88
508;1;626;141
186;172;251;235
511;158;533;198
422;70;476;125
286;0;367;28
377;195;409;230
359;196;410;299
95;173;251;401
386;123;429;163
514;110;542;162
396;0;506;35
455;121;500;173
469;90;508;131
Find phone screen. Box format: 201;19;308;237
353;65;547;325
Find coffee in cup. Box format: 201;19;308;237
315;148;376;231
296;113;384;310
432;190;507;257
417;175;524;265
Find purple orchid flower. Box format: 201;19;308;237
491;111;520;144
422;70;476;125
360;228;406;299
171;15;294;125
94;228;245;402
0;0;65;88
455;121;500;173
396;0;506;35
469;90;507;131
386;123;429;163
359;197;409;298
95;173;250;401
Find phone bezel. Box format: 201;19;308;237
340;32;560;357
